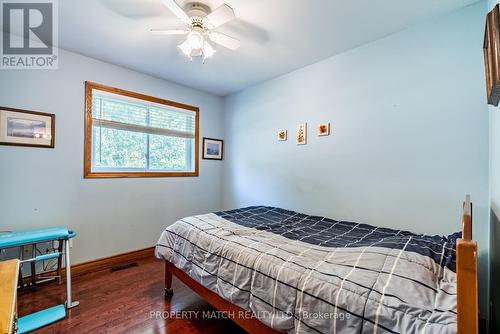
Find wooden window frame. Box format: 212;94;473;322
84;81;199;178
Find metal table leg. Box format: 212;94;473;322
65;239;79;309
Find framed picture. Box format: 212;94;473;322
0;107;55;148
318;123;330;136
202;137;223;160
278;130;287;141
296;123;307;145
484;4;500;106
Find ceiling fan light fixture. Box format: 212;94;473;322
203;42;216;63
178;40;192;57
187;30;204;49
203;41;216;59
155;0;240;63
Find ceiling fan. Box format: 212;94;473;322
151;0;241;62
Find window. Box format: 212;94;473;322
84;82;199;178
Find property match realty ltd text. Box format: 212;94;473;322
150;310;352;321
1;0;58;69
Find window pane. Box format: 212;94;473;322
149;135;190;171
86;84;198;177
92;126;146;169
94;97;148;127
149;107;195;134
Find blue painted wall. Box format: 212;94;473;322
487;0;500;330
0;49;225;264
223;2;490;317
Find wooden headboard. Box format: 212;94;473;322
456;195;478;334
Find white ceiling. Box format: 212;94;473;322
59;0;480;96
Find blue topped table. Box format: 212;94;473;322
0;227;75;248
0;227;79;333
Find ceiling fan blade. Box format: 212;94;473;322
208;32;240;50
204;4;235;28
150;29;188;35
161;0;189;22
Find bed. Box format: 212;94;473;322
155;196;478;334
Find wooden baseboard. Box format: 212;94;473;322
28;247;156;282
70;246;155;278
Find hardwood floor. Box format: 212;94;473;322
18;257;247;334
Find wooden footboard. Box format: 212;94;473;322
456;195;478;334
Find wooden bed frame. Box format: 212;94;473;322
456;195;478;334
164;195;478;334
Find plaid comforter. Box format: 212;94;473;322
155;207;459;334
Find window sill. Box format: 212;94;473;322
84;171;199;178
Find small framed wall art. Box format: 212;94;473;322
202;137;223;160
277;130;287;141
318;123;330;136
296;123;307;145
0;107;55;148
